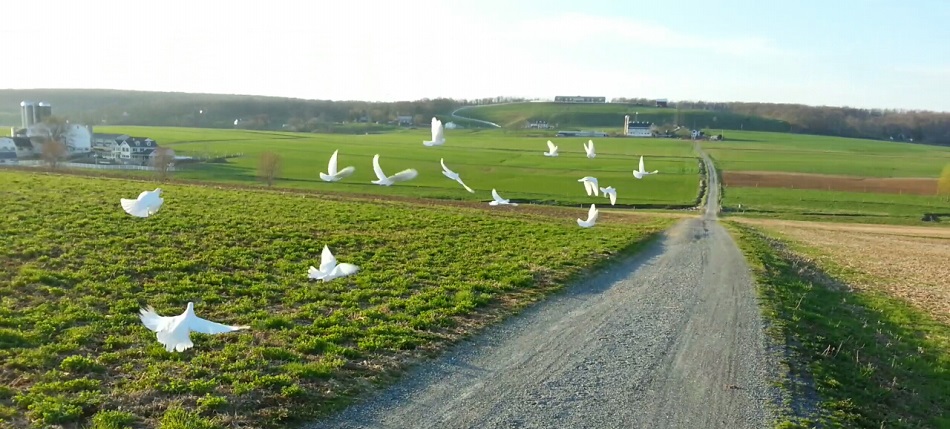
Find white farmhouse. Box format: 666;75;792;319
624;115;653;137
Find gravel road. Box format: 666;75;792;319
309;147;782;429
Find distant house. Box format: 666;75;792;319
0;137;17;164
655;99;669;108
396;115;413;126
626;121;654;137
526;120;552;129
91;134;159;164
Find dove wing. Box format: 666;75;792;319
331;263;360;278
327;150;339;175
372;154;387;181
389;169;418;183
609;191;617;206
639;156;645;173
547;140;557;153
188;314;249;335
319;245;337;273
440;158;454;176
139;306;174;332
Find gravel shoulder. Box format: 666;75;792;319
308;147;782;429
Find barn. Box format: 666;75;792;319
624;115;654;137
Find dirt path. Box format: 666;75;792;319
307;148;782;428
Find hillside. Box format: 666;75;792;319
455;102;791;133
0;89;467;132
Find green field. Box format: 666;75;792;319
456;102;792;131
0;170;670;428
94;126;702;207
721;187;948;225
703;130;950;178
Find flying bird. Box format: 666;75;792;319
578;176;599;196
440;158;475;193
423;117;446;146
633;155;659;179
577;203;599;228
319;150;355;182
543;140;559;157
600;186;617;206
120;188;164;218
489;188;518;206
139;302;249;353
308;245;360;282
583;139;596;159
371;154;418;186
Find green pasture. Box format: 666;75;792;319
94;126;702;207
0;170;670;428
721;186;949;225
703;130;950;178
456;102;791;131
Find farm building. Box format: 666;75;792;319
554;95;607;103
0;138;17;164
655;99;669;108
624;115;654;137
11;137;33;158
556;130;609;137
444;122;461;129
396;115;413;126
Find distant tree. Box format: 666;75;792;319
151;147;175;181
939;163;950;202
258;151;282;187
40;140;68;169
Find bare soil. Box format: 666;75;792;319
736;218;950;324
723;171;938;196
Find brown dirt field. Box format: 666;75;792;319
723;171;938;196
737;218;950;324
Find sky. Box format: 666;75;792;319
4;0;950;111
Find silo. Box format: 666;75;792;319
20;101;35;129
37;102;52;123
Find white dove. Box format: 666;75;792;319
423;117;446;146
577;203;599;228
489;188;518;206
120;188;164;218
578;176;599;196
633;155;659;179
308;245;360;282
139;302;249;353
371;154;418;186
600;186;617;206
440;158;475;193
583;139;596;159
543;140;559;157
319;149;355;182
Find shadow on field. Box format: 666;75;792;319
732;224;950;428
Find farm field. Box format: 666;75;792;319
93;126;702;207
702;130;950;178
0;170;671;428
729;223;950;428
723;171;937;196
720;186;948;225
455;102;791;131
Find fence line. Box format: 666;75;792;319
3;160;176;172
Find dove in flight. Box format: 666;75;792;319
578;176;599;196
577;203;599;228
583;139;596;159
600;186;617;206
308;245;360;282
139;302;249;352
543;140;559;157
423;117;446;146
633;155;659;179
489;188;518;206
440;158;475;193
371;154;418;186
120;188;164;218
319;150;356;182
